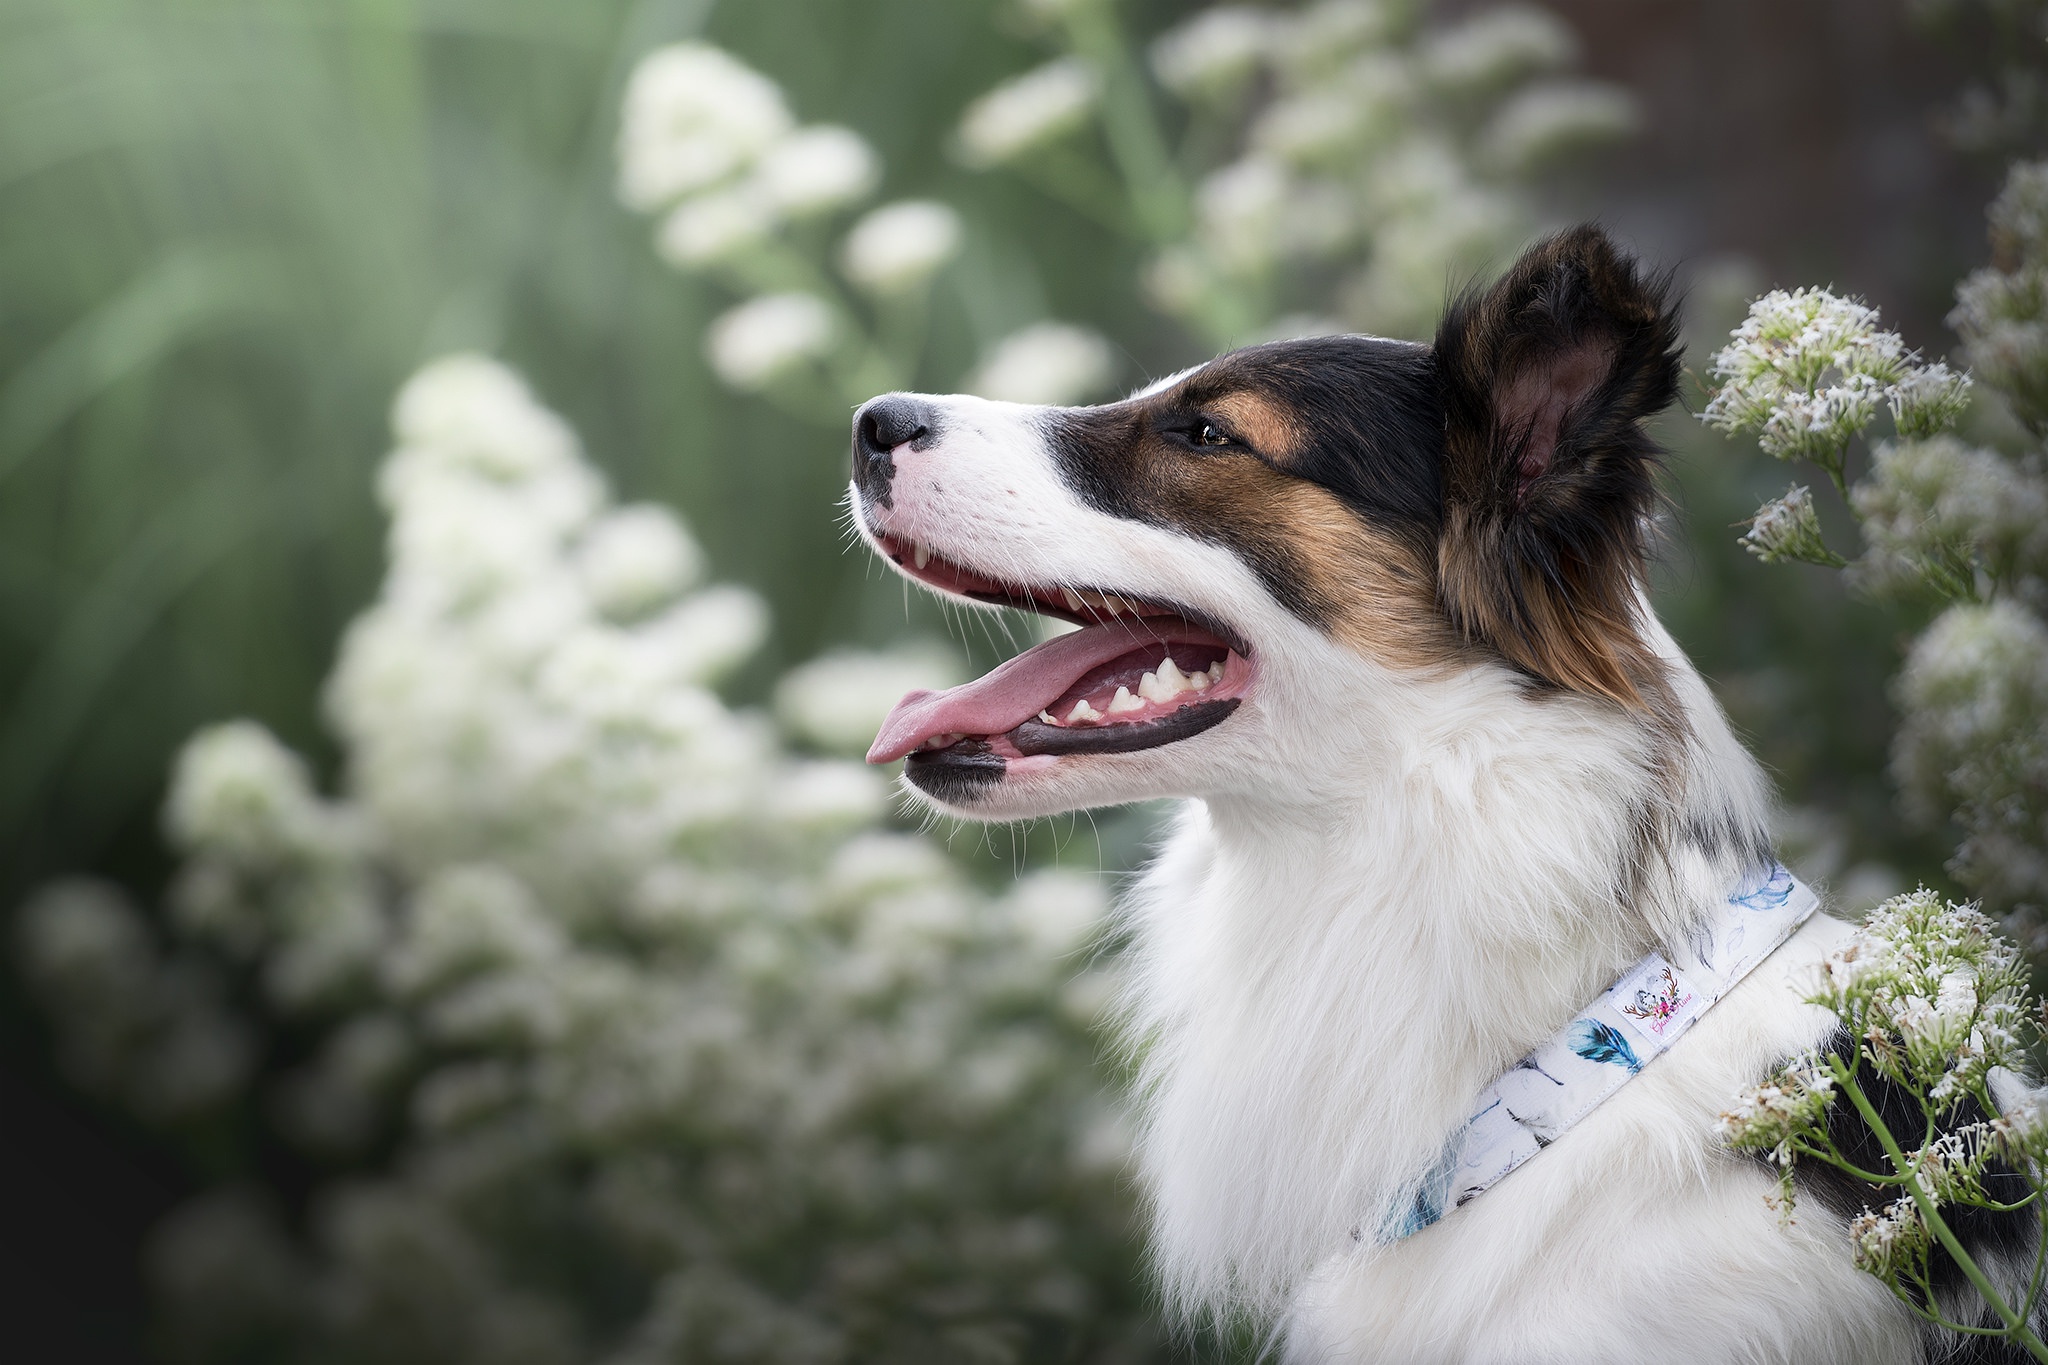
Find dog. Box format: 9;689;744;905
849;226;2037;1363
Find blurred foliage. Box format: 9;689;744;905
0;0;1171;904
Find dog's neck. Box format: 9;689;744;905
1116;611;1774;1320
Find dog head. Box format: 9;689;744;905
852;226;1682;820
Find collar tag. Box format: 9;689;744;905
1374;864;1818;1243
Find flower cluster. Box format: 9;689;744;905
15;357;1152;1364
1706;163;2048;936
618;41;1116;411
1739;485;1845;567
1847;1198;1931;1282
1812;889;2029;1109
1894;602;2048;926
1850;435;2048;599
1954;159;2048;433
965;0;1635;347
1718;891;2048;1330
1716;1052;1838;1162
1702;287;1969;482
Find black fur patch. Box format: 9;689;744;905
1766;1027;2040;1357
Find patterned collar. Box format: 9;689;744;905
1374;864;1820;1243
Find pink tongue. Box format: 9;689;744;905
868;621;1199;764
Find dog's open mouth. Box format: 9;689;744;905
864;531;1251;778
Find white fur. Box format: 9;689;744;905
854;391;1934;1362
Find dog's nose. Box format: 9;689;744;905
851;395;937;508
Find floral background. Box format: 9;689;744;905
0;0;2037;1360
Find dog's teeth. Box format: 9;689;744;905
1137;669;1174;704
1208;659;1226;682
919;732;961;751
1156;657;1188;692
1107;686;1144;714
1188;670;1209;691
913;542;931;570
1038;710;1057;725
1067;699;1103;724
1062;587;1085;612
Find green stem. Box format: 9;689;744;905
1832;1058;2048;1361
1059;5;1187;245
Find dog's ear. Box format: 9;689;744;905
1433;225;1680;709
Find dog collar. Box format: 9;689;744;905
1374;863;1819;1243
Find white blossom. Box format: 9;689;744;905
838;200;962;295
1740;484;1842;566
1151;7;1278;98
774;644;963;755
955;58;1100;168
164;721;332;866
1889;361;1975;438
574;504;704;621
1419;6;1576;93
752;124;879;216
1852;436;2048;596
1703;288;1969;474
390;353;582;484
616;43;793;211
703;292;837;390
967;322;1118;405
1894;602;2048;912
1195;155;1293;270
1848;1198;1929;1280
1478;80;1638;173
653;185;780;268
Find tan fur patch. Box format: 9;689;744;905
1136;439;1452;668
1205;392;1307;464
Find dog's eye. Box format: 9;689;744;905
1196;423;1232;447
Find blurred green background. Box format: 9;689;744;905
0;0;2024;1358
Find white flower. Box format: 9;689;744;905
1703;288;1932;467
386;864;564;997
639;585;770;684
1002;870;1108;955
1893;602;2048;908
1269;0;1397;76
955;58;1099;168
1195;156;1292;271
967;322;1117;405
616;43;794;210
761;761;887;827
575;504;704;620
703;292;837;390
1478;81;1638;173
1420;6;1576;93
774;644;963;754
654;185;780;268
1888;361;1974;438
1740;484;1842;566
839;201;962;295
1715;1053;1836;1151
1848;1197;1928;1280
389;354;580;483
1851;436;2048;595
753;125;879;216
1150;7;1276;98
165;721;330;865
1250;85;1398;168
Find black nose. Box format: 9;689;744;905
852;395;937;509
